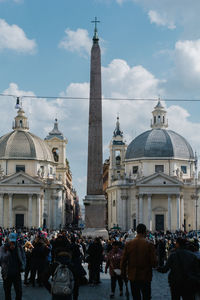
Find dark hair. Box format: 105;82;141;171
176;237;186;248
112;241;119;247
136;223;147;234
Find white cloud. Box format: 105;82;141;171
163;39;200;95
59;28;92;57
2;83;65;135
174;39;200;83
148;10;175;29
0;19;36;53
2;54;200;203
0;0;23;2
102;59;165;99
116;0;126;4
168;105;200;152
119;0;200;37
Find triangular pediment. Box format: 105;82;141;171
136;172;183;186
0;171;43;185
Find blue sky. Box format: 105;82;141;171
1;0;200;204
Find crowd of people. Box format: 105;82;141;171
0;225;200;300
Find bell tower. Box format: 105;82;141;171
109;116;127;184
45;119;68;183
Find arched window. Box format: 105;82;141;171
163;116;165;123
115;150;121;165
154;116;156;124
19;120;23;127
52;148;59;162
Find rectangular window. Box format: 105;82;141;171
155;165;164;173
181;166;187;174
50;167;53;175
133;166;138;174
16;165;25;172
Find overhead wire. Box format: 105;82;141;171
0;93;200;102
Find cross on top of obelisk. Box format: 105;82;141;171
91;17;100;42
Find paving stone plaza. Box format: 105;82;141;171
0;265;170;300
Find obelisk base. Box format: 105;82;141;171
82;195;108;239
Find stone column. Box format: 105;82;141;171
41;195;44;228
37;194;41;228
121;194;128;231
147;194;152;231
176;194;180;230
139;194;143;223
54;196;57;229
136;196;139;226
0;194;4;227
8;194;13;228
28;194;32;228
180;196;184;230
168;195;172;231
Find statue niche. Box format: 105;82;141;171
52;148;59;162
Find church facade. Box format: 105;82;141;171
107;101;199;232
0;106;76;229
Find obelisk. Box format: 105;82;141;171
83;18;107;237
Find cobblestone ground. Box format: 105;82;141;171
0;265;171;300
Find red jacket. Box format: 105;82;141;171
105;248;123;277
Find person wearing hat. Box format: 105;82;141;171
0;232;26;300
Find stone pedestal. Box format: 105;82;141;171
82;227;108;239
83;195;108;238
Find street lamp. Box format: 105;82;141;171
194;152;198;231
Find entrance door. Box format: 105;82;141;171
15;214;24;228
155;214;164;231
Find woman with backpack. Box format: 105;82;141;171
43;247;79;300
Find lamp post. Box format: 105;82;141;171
194;152;198;231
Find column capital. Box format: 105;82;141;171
147;194;152;198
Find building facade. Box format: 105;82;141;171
0;107;78;229
107;101;199;232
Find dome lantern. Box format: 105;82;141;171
151;99;168;129
12;107;29;131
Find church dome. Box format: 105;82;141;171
125;129;194;160
125;100;194;160
0;108;53;161
0;131;53;161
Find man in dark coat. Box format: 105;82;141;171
30;236;49;286
0;232;26;300
157;237;200;300
87;237;103;284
